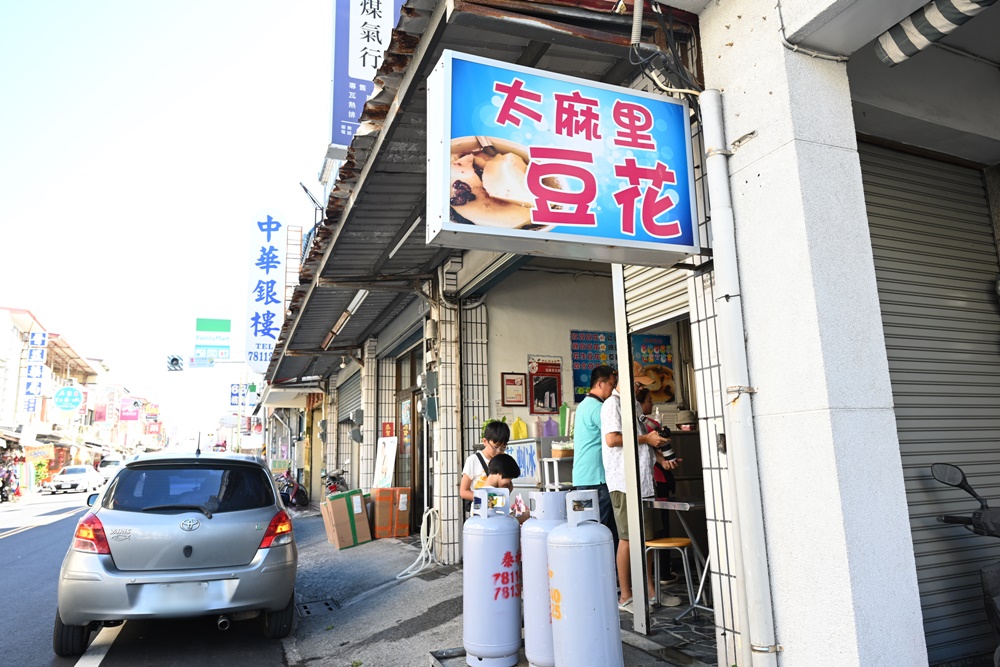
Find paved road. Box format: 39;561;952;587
1;491;289;667
1;491;455;667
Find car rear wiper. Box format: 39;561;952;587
141;504;213;519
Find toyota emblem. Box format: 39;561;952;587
180;518;201;532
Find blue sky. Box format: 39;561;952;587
0;1;333;437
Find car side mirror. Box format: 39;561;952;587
87;493;99;507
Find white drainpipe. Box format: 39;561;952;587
700;89;781;663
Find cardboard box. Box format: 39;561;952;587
319;500;339;545
372;487;411;539
321;489;372;550
364;493;375;535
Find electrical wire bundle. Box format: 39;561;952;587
629;5;703;106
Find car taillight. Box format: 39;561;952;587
259;510;293;548
73;513;110;554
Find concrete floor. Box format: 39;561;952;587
288;510;718;667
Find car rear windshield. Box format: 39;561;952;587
102;464;274;514
98;460;121;469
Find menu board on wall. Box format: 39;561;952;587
570;330;618;403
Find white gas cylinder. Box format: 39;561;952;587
547;490;623;667
463;487;522;667
521;491;568;667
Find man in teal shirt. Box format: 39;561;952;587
572;364;617;538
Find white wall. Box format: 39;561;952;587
486;268;614;425
698;0;928;663
486;269;692;429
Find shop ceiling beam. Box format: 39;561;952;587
265;0;449;383
316;278;424;292
284;348;361;357
447;1;661;59
600;57;637;85
515;40;550;66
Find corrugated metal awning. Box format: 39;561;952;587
265;0;698;385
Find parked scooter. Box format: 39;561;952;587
275;469;310;508
931;463;1000;666
324;468;348;495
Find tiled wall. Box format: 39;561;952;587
689;267;744;667
360;338;379;493
433;301;462;564
326;377;338;473
461;302;490;464
377;357;398;482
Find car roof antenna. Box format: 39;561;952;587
196;432;201;457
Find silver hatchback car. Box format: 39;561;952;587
54;452;298;656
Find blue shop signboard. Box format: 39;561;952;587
426;51;699;267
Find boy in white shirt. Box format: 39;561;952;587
460;420;511;503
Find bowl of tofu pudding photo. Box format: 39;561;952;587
449;136;564;231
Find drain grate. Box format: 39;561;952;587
296;598;340;617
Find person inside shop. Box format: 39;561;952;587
460;419;511;509
571;364;619;539
603;361;682;611
637;387;679;587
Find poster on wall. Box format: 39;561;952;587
373;437;399;489
570;330;618;403
631;334;675;403
527;355;561;415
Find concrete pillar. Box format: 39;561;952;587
360;337;379;493
698;2;927;664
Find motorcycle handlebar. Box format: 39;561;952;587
938;514;975;526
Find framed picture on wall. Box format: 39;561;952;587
501;372;527;407
530;374;561;414
528;355;562;415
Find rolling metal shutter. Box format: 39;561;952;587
337;372;362;420
861;142;1000;665
623;265;689;332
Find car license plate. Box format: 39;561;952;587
154;582;209;610
59;484;70;489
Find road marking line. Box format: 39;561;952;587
0;508;86;540
74;623;124;667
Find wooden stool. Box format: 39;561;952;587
644;537;698;609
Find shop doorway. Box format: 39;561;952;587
396;392;425;533
395;346;426;533
632;315;712;636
